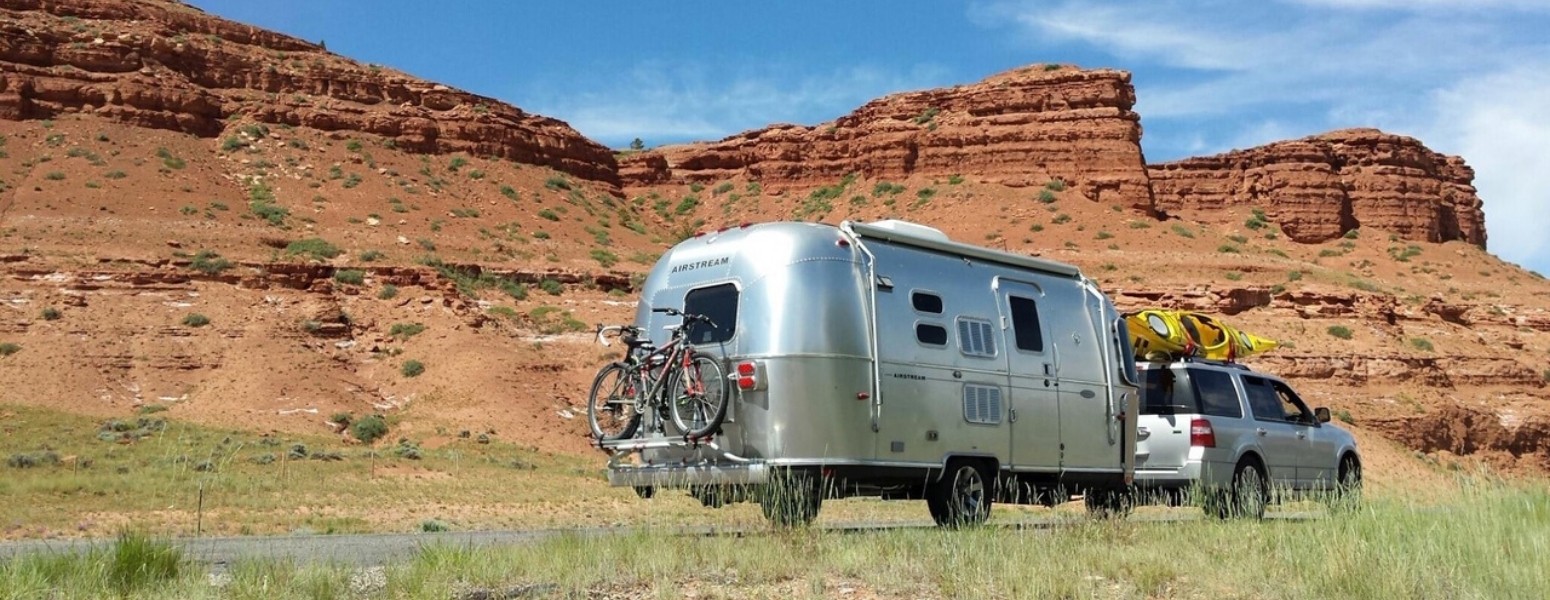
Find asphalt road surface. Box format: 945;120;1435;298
0;512;1318;572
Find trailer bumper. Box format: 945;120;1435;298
607;461;768;488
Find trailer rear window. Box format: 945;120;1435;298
682;283;738;344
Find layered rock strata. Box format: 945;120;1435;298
621;65;1156;211
0;0;619;188
1148;129;1485;246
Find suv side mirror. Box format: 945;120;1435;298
1314;407;1332;423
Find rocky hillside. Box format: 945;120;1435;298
0;0;1546;474
0;0;618;188
1149;128;1486;246
621;65;1155;212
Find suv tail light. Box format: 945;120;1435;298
1190;418;1216;448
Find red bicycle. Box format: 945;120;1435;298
588;308;728;441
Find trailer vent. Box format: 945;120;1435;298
963;385;1003;425
957;318;997;357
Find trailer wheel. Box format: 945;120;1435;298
760;469;822;527
927;460;992;528
633;486;655;500
1083;488;1133;519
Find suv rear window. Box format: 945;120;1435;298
1191;370;1244;418
1140;368;1191;415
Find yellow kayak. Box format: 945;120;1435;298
1124;309;1278;361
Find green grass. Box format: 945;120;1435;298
332;269;365;285
1327;325;1353;340
401;360;425;378
389;322;426;340
5;485;1546;598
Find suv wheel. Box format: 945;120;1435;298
1208;460;1267;519
1327;455;1362;513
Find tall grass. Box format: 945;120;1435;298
3;483;1545;598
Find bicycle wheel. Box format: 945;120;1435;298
587;363;641;440
669;355;728;439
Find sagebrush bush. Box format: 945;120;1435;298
1327;325;1353;340
351;414;388;443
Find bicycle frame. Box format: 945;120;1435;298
601;318;710;435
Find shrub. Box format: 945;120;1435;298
1037;190;1057;203
1217;244;1240;254
1327;325;1353;340
1095;231;1114;240
1052;213;1071;225
182;313;210;327
104;170;128;179
0;342;18;356
533;231;551;240
401;360;425;378
1128;221;1151;229
948;174;964;185
359;250;385;262
543;176;571;191
333;269;365;285
1288;270;1304;281
539;278;563;296
1227;234;1248;244
912;107;940;125
500;185;519;201
285;238;342;260
1171;224;1195;238
537;209;560;221
590;249;619;268
351;414;388;443
1344;229;1360;240
1044;179;1067;192
1410;338;1434;352
420;519;449;533
45;171;66;181
189;250;232;274
713;182;735;195
392;439;423;460
41;307;61;321
137;404;168;415
389;322;426;340
221;136;248;152
377;285;399;300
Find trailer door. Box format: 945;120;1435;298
997;279;1061;472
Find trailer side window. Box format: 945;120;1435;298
912;291;943;314
682;283;739;344
1008;296;1044;352
916;323;948;346
956;318;997;357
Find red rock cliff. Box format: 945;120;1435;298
621;65;1156;212
0;0;619;189
1147;128;1485;246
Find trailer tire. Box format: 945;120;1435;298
1083;488;1133;519
760;469;822;527
633;486;655;500
927;460;992;528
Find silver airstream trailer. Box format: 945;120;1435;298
599;219;1141;526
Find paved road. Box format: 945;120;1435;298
0;512;1317;572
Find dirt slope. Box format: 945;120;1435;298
0;0;1546;473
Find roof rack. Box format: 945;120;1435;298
1139;355;1254;371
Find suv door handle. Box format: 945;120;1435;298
1256;428;1268;436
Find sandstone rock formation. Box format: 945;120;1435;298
621;65;1156;212
1148;128;1486;246
0;0;619;189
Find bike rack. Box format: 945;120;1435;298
596;434;752;470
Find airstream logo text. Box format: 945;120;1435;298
891;373;926;380
671;256;729;273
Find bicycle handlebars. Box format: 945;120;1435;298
650;307;716;329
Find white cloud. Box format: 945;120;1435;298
1419;64;1550;275
517;62;949;148
981;0;1550;274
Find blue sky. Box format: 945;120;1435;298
188;0;1550;275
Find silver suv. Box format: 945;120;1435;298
1131;360;1361;517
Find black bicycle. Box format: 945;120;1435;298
587;308;729;441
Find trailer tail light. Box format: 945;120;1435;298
734;361;759;391
1190;418;1216;448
